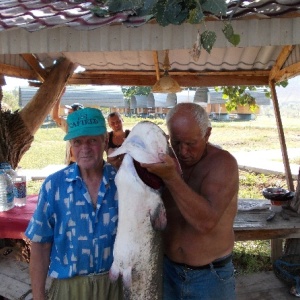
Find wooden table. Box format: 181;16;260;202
0;195;38;239
234;199;300;260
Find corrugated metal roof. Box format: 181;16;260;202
0;1;300;87
19;85;126;107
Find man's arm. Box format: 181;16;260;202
29;242;52;300
141;152;239;233
50;87;67;131
50;99;62;126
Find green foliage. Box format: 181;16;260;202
222;23;240;46
215;86;258;112
200;30;216;53
90;0;240;52
215;81;289;112
2;89;19;111
233;241;272;274
154;0;190;26
121;86;151;100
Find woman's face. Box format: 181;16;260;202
108;115;123;132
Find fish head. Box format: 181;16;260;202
108;121;168;164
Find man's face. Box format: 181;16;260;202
168;116;210;167
70;135;107;169
108;115;123;132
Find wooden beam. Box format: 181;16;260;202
152;51;160;81
19;58;76;135
272;61;300;82
269;45;294;82
71;69;269;77
269;79;294;191
0;63;36;80
21;54;48;82
69;73;270;87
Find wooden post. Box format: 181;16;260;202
271;239;283;261
269;80;294;191
19;57;75;136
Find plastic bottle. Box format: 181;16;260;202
0;163;15;212
13;174;27;207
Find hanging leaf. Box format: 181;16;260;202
228;34;240;46
200;30;216;54
202;0;227;16
222;23;240;46
222;23;234;39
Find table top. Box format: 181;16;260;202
0;197;299;241
234;199;300;241
0;195;38;239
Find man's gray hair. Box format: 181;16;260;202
166;103;211;138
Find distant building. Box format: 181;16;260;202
19;86;271;120
19;85;127;115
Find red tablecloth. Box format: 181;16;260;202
0;195;38;239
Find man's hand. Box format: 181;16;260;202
140;153;182;182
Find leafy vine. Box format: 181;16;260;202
88;0;240;55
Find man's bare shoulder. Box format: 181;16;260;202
207;144;238;168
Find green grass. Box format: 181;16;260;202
19;128;66;169
19;116;299;274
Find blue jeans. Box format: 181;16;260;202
163;255;236;300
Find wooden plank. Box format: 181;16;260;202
271;239;284;261
236;271;294;299
68;73;270;87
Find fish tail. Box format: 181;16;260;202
109;263;120;282
122;266;132;289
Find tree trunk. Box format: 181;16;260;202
0;57;75;168
20;57;75;136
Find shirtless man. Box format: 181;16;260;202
141;103;239;299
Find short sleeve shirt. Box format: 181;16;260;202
25;162;118;279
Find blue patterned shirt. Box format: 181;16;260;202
25;162;118;279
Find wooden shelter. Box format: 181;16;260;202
0;0;300;189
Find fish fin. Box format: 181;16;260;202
150;202;167;231
109;264;120;282
122;266;132;289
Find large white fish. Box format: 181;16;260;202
108;121;168;300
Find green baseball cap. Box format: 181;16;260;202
64;107;107;141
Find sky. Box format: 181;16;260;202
3;76;29;90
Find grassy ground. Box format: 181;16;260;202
19;115;300;274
